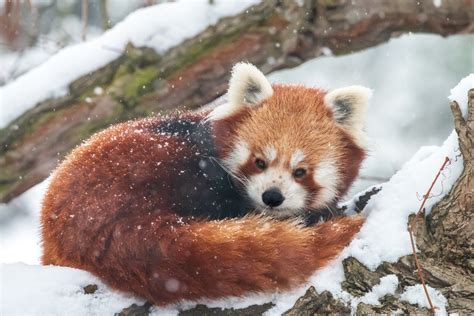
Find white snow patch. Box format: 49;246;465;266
0;16;103;85
346;142;456;269
94;86;104;95
400;284;447;315
0;179;50;264
0;0;260;128
352;274;399;306
0;263;141;316
321;46;333;56
449;73;473;119
433;0;442;8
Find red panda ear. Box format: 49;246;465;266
207;63;273;121
324;86;372;146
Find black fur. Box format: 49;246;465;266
334;97;353;123
154;117;252;220
302;207;341;226
244;79;262;104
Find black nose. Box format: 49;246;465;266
262;188;285;207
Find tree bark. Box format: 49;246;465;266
1;0;473;202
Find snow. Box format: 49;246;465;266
0;16;103;86
353;274;399;306
0;0;260;128
1;47;55;85
400;284;447;315
449;73;473;118
345;134;461;269
1;73;470;315
1;263;141;316
0;179;50;265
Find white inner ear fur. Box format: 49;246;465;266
207;62;273;121
324;85;372;147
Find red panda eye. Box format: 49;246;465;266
255;159;267;170
293;168;306;178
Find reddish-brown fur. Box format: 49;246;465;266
41;85;365;305
222;85;365;207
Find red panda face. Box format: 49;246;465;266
208;63;371;218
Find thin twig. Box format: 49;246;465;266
408;156;450;314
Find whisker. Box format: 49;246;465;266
204;156;249;186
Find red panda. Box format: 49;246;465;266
41;63;371;305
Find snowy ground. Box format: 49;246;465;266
1;263;142;316
0;0;473;314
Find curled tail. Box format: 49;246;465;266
43;213;363;305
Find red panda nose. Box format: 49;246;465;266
262;187;285;207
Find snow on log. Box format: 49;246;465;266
0;0;260;128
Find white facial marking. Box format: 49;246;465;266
246;167;306;218
290;149;305;169
205;102;234;122
222;140;250;173
313;159;340;207
263;146;277;162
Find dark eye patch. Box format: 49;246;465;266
255;158;267;170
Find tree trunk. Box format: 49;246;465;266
0;0;473;202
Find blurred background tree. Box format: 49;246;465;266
0;0;163;84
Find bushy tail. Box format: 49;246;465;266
44;213;363;305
